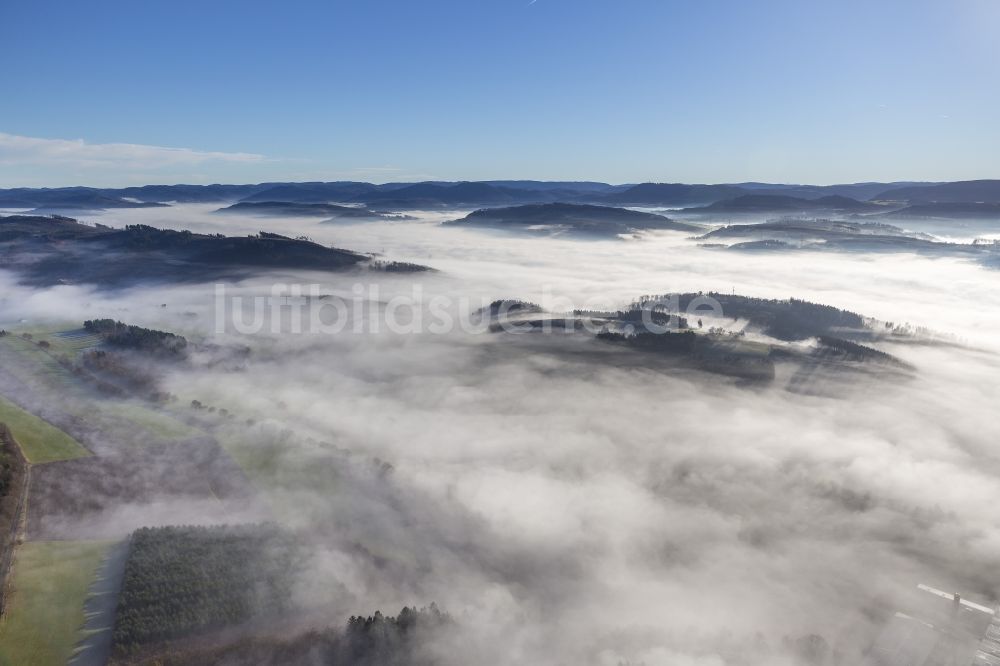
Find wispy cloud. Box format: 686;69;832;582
0;132;265;170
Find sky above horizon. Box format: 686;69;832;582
1;0;998;188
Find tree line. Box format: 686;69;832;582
124;605;452;666
112;524;301;657
84;319;188;357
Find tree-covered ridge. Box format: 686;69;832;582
448;203;703;236
610;307;690;332
481;292;910;385
84;319;188;357
597;329;699;353
658;293;866;340
816;335;911;367
369;259;436;273
108;225;369;270
339;606;450;666
477;299;544;317
500;292;865;341
112;524;302;657
597;329;777;382
0;215;433;286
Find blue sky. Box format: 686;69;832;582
1;0;997;187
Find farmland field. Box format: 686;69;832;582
0;394;90;463
0;540;112;666
97;402;198;441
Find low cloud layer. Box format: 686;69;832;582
3;204;1000;664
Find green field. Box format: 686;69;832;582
0;395;90;463
98;402;198;441
0;326;101;356
1;328;200;449
0;541;112;666
0;335;78;390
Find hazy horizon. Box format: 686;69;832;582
0;170;971;191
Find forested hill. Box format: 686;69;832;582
0;215;429;286
214;201;405;220
687;194;884;213
448;203;702;236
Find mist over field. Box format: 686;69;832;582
3;204;1000;664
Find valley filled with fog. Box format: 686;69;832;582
44;203;1000;344
3;203;999;665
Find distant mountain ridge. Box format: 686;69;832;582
0;187;170;211
239;182;379;204
871;180;1000;204
876;202;1000;219
731;182;935;201
700;218;924;243
2;179;998;211
598;183;746;206
688;194;885;213
353;181;531;206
